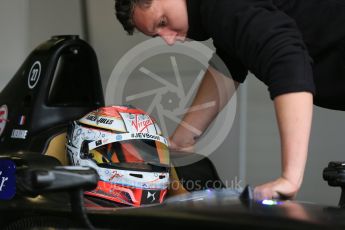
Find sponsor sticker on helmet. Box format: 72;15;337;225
80;113;126;132
116;135;122;141
85;114;115;125
141;190;160;204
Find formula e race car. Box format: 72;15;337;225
0;35;345;230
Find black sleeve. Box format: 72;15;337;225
202;0;316;99
209;49;248;83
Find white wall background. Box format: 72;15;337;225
0;0;29;91
0;0;84;91
0;0;343;206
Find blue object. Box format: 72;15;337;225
261;199;283;206
0;159;16;200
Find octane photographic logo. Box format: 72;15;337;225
106;38;237;166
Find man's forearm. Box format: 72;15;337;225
170;66;238;149
274;92;313;189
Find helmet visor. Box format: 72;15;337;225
91;139;170;171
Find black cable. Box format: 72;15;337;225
70;189;96;230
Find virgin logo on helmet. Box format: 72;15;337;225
131;116;153;132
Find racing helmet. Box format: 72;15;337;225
66;105;170;207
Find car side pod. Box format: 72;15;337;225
323;161;345;207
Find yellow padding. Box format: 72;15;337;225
45;132;68;165
91;149;110;164
167;166;188;197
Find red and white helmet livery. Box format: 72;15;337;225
66;105;170;207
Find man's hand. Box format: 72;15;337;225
254;177;299;200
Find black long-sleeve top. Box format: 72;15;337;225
186;0;345;109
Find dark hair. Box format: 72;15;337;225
115;0;153;35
